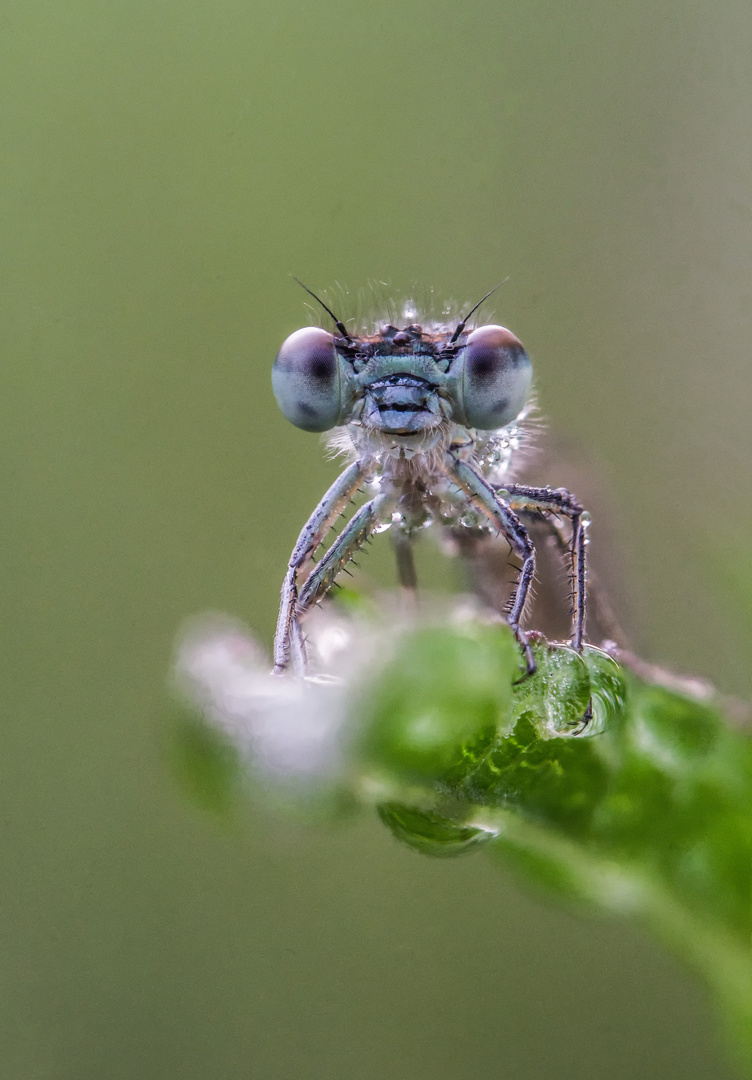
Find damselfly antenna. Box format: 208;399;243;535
448;280;507;344
291;276;354;343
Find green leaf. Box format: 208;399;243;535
358;621;517;781
174;608;752;1071
357;620;752;1070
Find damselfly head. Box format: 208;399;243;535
271;283;533;436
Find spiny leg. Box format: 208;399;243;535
498;484;588;651
298;492;393;614
503;485;604;735
444;454;536;675
525;508;628;648
274;461;365;674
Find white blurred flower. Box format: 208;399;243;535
174;600;397;793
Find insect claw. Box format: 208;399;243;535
573;698;593;735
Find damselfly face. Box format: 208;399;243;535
272;319;533;440
271;285;591;686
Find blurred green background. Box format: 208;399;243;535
2;0;750;1076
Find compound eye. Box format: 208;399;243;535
449;324;533;429
271;326;344;432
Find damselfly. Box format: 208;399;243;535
271;283;592;679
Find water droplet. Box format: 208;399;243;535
514;642;591;737
377;802;497;858
581;646;627;735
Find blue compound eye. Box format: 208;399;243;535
448;324;533;430
272;327;348;432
